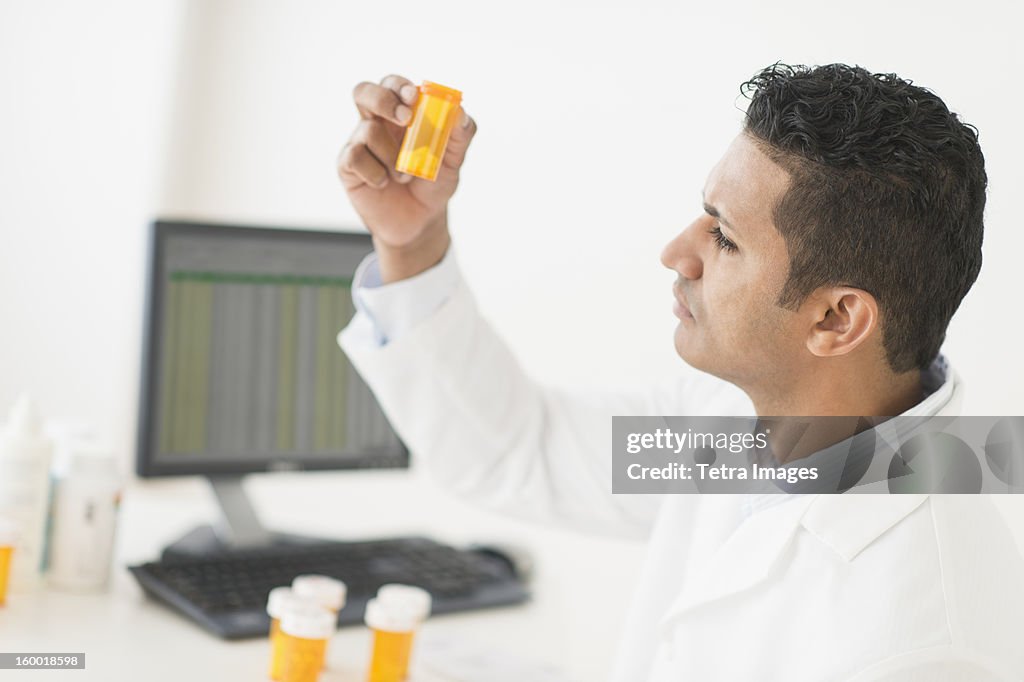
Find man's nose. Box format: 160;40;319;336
660;219;704;280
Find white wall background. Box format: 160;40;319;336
5;0;1023;463
0;0;183;444
2;0;1023;675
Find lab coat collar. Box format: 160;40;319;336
660;493;931;627
799;494;929;562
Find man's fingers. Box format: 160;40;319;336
353;80;412;127
337;140;389;189
348;76;473;181
338;115;410;188
359;119;407;182
380;74;419;106
441;107;478;171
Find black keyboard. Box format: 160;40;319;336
129;536;529;639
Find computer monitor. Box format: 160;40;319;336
135;219;408;555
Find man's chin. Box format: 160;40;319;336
673;329;707;370
673;329;724;378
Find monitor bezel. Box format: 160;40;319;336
135;219;410;477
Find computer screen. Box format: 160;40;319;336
136;220;407;477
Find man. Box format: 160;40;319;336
336;64;1024;680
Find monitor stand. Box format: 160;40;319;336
161;476;330;560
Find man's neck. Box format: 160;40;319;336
743;363;923;464
749;363;922;417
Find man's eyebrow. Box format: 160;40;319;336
701;193;739;232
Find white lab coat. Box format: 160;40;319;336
339;265;1024;681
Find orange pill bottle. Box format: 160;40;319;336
0;518;16;606
394;81;463;182
364;596;422;682
375;584;432;679
280;606;336;682
291;575;346;669
267;587;323;680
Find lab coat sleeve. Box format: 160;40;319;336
348;247;461;346
338;251;742;540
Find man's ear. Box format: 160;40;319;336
805;287;879;358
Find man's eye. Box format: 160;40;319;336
708;225;738;252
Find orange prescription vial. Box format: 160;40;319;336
364;597;421;682
291;575;346;669
0;518;16;606
280;606;336;682
375;584;432;680
394;81;463;182
267;587;323;680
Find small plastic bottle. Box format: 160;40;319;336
47;445;121;592
267;587;322;680
365;596;423;682
0;517;17;606
291;575;346;668
0;397;53;592
375;584;432;680
279;605;336;682
394;81;463;182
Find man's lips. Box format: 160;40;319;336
673;285;695;321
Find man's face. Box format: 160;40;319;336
661;133;802;387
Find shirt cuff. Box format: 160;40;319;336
351;245;460;346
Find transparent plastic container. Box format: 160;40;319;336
267;587;322;680
365;593;429;682
280;605;336;682
291;575;346;669
0;517;16;606
394;81;463;182
375;584;431;679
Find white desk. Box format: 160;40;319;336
0;470;647;681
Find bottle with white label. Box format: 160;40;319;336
47;445;121;592
0;396;53;592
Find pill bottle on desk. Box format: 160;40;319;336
280;605;336;682
0;517;17;605
394;81;463;182
292;575;346;667
376;584;432;679
365;595;429;682
267;587;321;680
0;396;53;593
47;445;121;592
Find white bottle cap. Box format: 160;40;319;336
0;517;18;545
0;396;50;455
291;575;347;612
6;396;43;437
266;586;319;619
377;584;432;622
280;604;336;640
364;597;419;633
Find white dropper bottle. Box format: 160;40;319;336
0;396;54;591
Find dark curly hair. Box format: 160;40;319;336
741;63;986;372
